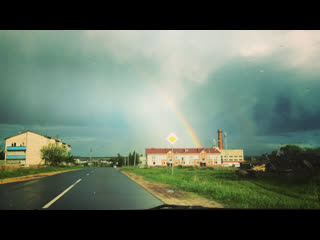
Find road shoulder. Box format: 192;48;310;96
121;170;224;208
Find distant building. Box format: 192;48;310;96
145;129;245;168
139;155;147;167
145;148;222;167
4;130;72;167
219;149;245;167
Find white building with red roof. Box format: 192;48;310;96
145;147;223;167
145;129;245;167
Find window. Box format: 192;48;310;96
202;158;205;161
189;155;194;159
196;161;199;164
175;155;179;159
163;162;167;165
207;161;211;164
175;162;178;165
214;161;218;164
181;161;185;165
153;162;156;165
152;156;156;160
189;161;194;165
182;157;184;160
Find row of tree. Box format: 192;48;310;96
111;151;141;167
244;144;320;171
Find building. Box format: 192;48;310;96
138;155;147;167
145;129;245;167
217;128;245;167
146;147;222;167
4;130;72;167
220;149;244;167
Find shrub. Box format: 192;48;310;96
40;144;70;166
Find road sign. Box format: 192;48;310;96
167;132;178;176
167;133;178;145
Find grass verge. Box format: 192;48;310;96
0;165;85;180
120;166;320;209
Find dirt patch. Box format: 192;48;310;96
0;169;81;184
121;170;224;208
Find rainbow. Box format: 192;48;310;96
133;64;203;148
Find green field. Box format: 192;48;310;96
0;165;84;180
120;166;320;209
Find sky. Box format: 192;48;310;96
1;30;320;157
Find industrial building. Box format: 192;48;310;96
145;129;245;167
4;130;71;167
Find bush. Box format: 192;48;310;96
0;150;4;160
40;144;71;166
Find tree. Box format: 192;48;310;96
280;145;303;157
132;151;136;166
128;152;132;166
0;141;5;160
40;143;69;166
114;153;125;167
65;154;75;165
130;151;140;167
0;150;4;160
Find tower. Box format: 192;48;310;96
224;132;228;150
218;129;223;149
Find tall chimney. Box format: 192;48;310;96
218;129;223;149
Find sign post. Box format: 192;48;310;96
167;133;178;176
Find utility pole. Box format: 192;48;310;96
172;145;174;176
224;132;228;164
90;148;92;166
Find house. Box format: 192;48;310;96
4;130;72;167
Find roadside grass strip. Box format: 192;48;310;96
120;167;320;209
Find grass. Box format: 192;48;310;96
120;166;320;209
0;165;85;180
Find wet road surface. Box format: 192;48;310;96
0;167;163;210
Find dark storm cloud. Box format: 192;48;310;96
181;56;320;152
261;96;320;134
0;31;142;127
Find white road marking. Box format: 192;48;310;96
42;179;82;209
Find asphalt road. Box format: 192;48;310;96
0;167;164;210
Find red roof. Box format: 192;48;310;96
146;148;221;154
